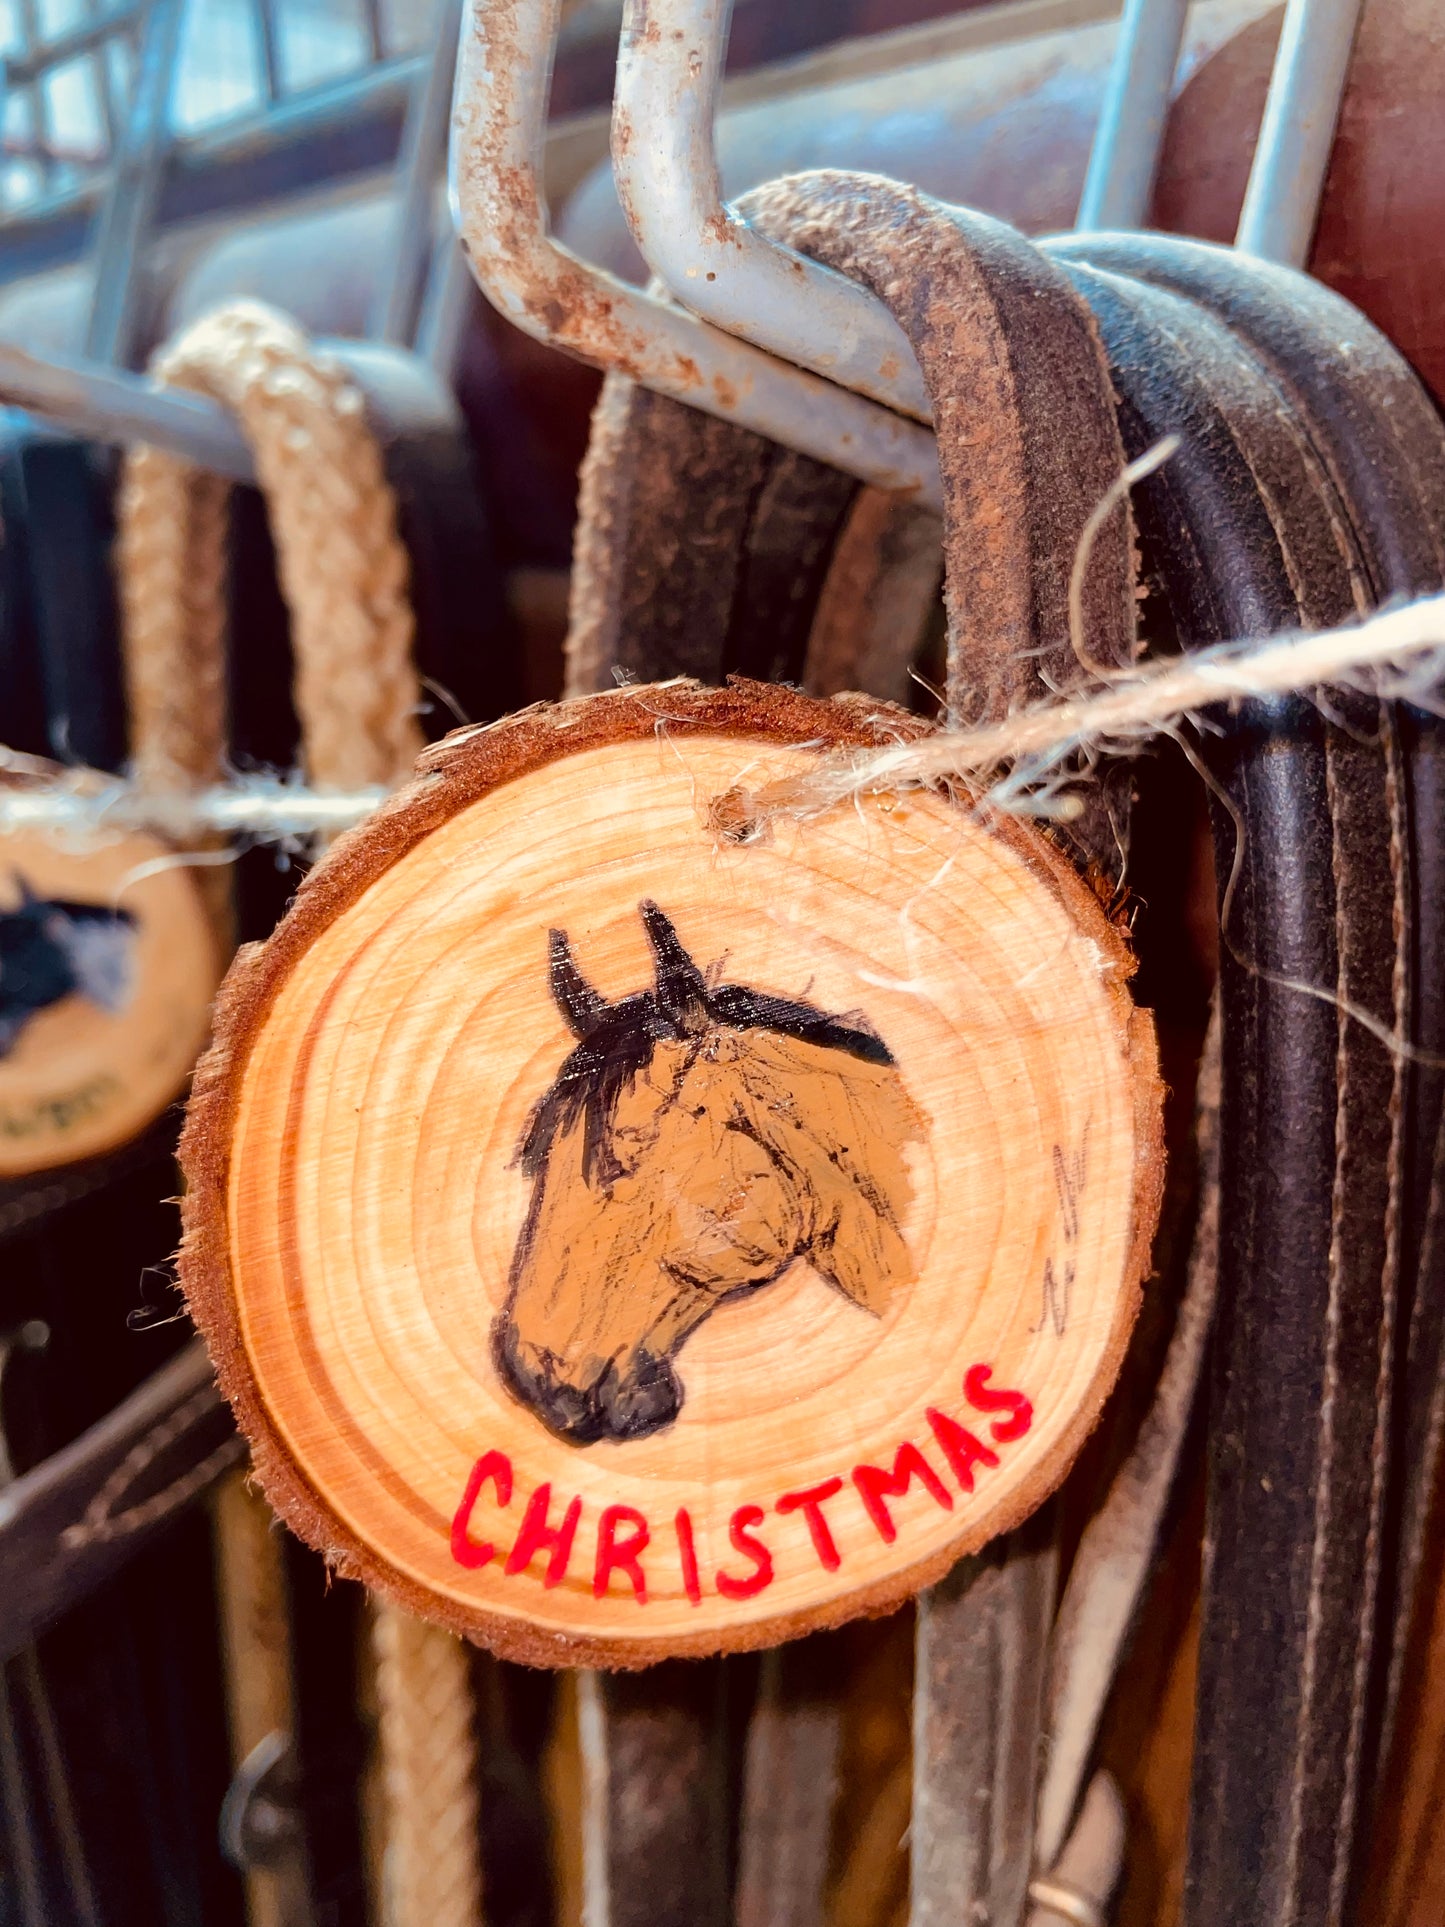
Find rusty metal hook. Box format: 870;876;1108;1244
447;0;943;507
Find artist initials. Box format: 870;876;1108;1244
1037;1130;1089;1336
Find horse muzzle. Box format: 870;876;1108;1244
492;1319;682;1444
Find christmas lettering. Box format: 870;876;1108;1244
449;1364;1033;1604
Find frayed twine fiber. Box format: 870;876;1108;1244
1;593;1443;847
0;763;391;845
710;592;1445;842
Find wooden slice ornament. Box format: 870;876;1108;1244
0;770;220;1177
180;681;1163;1667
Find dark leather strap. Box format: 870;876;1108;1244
0;1341;242;1663
583;1664;733;1927
734;1640;843;1927
568;372;855;692
743;172;1135;723
738;176;1133;1927
1051;234;1445;1786
912;1510;1058;1927
0;1114;183;1246
1050;239;1423;1926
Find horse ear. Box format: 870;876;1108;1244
548;929;609;1037
12;873;36;907
640;901;708;1030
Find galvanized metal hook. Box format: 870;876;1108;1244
610;0;931;423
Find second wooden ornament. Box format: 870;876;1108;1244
180;681;1163;1667
0;793;219;1177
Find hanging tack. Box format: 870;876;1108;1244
118;301;424;800
117;294;481;1927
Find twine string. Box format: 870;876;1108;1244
4;593;1443;848
709;593;1445;841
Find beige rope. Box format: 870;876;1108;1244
373;1604;486;1927
117;446;230;796
118;300;423;797
116;301;476;1927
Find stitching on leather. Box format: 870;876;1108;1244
1333;717;1409;1921
1283;732;1352;1913
60;1388;243;1550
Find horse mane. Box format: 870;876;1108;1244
517;976;894;1190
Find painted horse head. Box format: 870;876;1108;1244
494;902;924;1444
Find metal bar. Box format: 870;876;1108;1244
1074;0;1188;230
372;0;463;345
611;0;930;423
3;5;140;87
0;53;426;272
1234;0;1365;267
0;339;255;477
83;0;186;365
254;0;284;104
14;0;53;192
85;0;123;153
416;229;475;383
0;329;456;478
360;0;386;64
450;0;942;507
